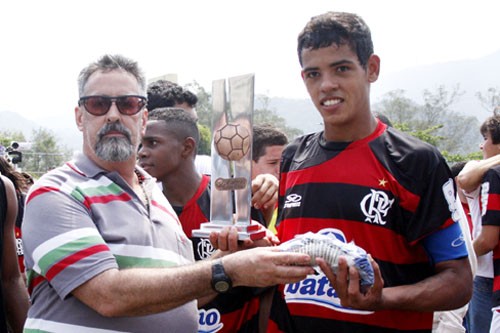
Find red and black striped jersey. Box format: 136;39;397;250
173;174;263;333
269;120;466;332
480;166;500;307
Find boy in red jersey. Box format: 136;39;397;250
458;112;500;332
265;12;472;332
139;107;281;332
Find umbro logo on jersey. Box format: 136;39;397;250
284;193;302;208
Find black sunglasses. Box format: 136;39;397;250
78;95;147;116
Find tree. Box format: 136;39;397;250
0;130;26;150
419;85;480;154
185;81;212;129
441;151;482;164
419;85;464;128
187;82;303;143
0;130;27;166
21;128;71;177
476;87;500;112
197;124;211;155
373;86;482;160
375;89;420;126
395;123;444;147
254;94;302;139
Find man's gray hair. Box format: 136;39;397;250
77;54;147;97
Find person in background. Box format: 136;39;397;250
139;108;279;260
0;173;29;333
21;54;315;332
457;111;500;333
0;156;29;276
146;79;211;175
430;161;477;333
21;172;34;191
139;107;280;332
451;162;473;235
138;107;208;257
147;79;199;120
469;131;500;332
262;11;471;332
250;124;288;232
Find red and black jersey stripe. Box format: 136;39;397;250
270;121;456;332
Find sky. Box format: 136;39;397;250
1;0;499;121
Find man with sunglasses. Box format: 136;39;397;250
20;54;315;332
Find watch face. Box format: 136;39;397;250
214;280;230;293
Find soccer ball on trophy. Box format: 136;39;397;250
214;123;251;161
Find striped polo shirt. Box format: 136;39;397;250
22;153;197;332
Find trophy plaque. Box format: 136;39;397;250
192;74;265;240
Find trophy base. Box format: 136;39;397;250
192;222;266;241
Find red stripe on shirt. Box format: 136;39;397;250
487;193;500;211
26;186;60;204
152;200;180;222
84;192;132;206
45;244;110;281
28;275;46;295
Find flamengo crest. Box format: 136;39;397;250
360;189;394;225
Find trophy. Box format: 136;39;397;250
192;74;266;240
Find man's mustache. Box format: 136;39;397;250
97;122;132;142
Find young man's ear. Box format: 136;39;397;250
367;54;380;83
182;137;197;158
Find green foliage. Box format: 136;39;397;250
394;123;444;147
374;85;482;158
18;128;71;177
197;123;211;155
441;150;483;163
0;130;25;148
254;95;302;140
186;81;212;129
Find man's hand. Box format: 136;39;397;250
223;247;315;287
317;256;385;311
209;222;280;254
251;173;278;210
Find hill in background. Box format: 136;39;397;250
0;111;81;151
1;49;498;151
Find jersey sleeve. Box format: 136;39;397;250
405;156;457;243
481;167;500;227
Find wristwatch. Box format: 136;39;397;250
211;259;232;293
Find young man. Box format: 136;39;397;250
266;12;472;332
147;79;199;120
457;113;500;333
146;79;211;174
431;161;476;332
469;115;500;333
251;124;288;181
21;54;315;332
251;124;288;231
138;107;280;332
139;107;214;260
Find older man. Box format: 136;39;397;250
21;54;314;332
